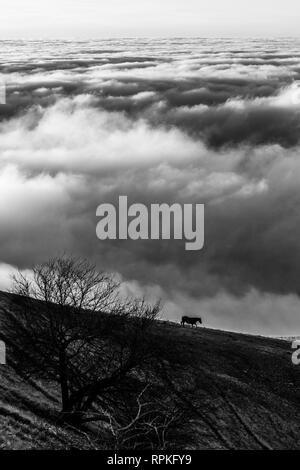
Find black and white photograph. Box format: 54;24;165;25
1;0;300;457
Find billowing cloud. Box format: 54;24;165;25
1;38;300;335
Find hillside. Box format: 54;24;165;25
0;291;300;450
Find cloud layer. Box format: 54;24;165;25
1;38;300;334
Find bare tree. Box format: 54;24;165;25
106;386;183;450
63;385;185;450
2;255;160;422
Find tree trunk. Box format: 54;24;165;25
59;349;71;413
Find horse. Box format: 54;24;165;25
181;316;202;327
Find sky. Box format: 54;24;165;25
0;0;300;38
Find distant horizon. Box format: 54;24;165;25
1;36;300;40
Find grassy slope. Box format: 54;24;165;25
1;291;300;450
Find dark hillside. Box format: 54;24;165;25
0;292;300;450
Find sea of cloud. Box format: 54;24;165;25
1;38;300;334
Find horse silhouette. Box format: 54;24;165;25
181;316;202;327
